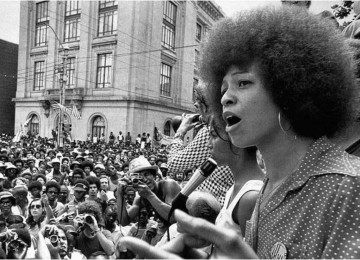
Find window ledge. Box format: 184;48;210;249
160;95;173;100
62;41;80;50
92;35;117;48
30;46;48;56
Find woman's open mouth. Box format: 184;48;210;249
225;115;241;126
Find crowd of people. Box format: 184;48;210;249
0;129;206;259
2;2;360;259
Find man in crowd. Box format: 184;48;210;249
117;156;180;226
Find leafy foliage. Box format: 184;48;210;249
331;1;354;19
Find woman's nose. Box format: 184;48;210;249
221;89;235;107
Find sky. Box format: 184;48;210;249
0;0;339;44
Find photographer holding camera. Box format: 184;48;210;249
116;156;180;226
72;200;114;258
40;225;79;259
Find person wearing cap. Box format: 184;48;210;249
116;156;181;226
11;185;29;218
46;158;63;182
0;191;16;221
21;157;37;175
94;163;106;177
75;154;85;164
159;163;169;179
69;160;80;172
3;163;19;190
58;179;89;223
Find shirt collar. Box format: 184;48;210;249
287;136;360;192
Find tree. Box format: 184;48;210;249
331;1;356;27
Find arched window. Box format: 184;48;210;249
92;116;105;139
29;115;39;135
164;121;171;136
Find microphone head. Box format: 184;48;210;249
200;158;217;177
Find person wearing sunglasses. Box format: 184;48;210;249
26;196;54;246
0;191;16;218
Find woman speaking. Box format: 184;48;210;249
120;6;360;259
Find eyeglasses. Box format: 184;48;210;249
30;204;42;209
0;200;12;205
47;191;58;195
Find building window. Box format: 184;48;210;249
65;0;81;16
160;63;172;97
92;116;105;140
164;121;171;136
29;115;40;136
66;57;76;88
34;61;45;91
35;1;49;46
193;78;199;102
196;23;202;41
96;53;112;88
194;49;200;68
98;0;118;37
162;1;176;50
99;0;117;9
64;1;81;42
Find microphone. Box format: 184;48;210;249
168;158;217;219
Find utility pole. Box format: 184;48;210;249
58;48;69;147
48;24;69;148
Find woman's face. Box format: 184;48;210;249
221;64;279;148
208;125;238;166
30;200;43;218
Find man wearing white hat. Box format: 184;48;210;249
46;158;63;182
117;156;181;226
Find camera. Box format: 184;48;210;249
49;235;59;247
84;215;94;225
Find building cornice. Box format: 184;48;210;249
13;95;194;113
196;1;225;21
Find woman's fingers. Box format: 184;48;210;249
120;237;182;259
175;210;242;251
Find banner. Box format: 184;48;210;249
71;104;81;119
51;101;81;120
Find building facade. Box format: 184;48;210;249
0;39;18;135
14;0;224;141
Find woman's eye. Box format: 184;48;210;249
238;80;251;88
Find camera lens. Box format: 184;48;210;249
50;235;59;246
132;178;139;184
85;215;93;224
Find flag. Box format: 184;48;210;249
71;104;81;119
23;117;32;127
51;101;80;119
51;101;63;111
12;129;24;142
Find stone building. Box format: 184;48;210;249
14;0;224;141
0;39;18;135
